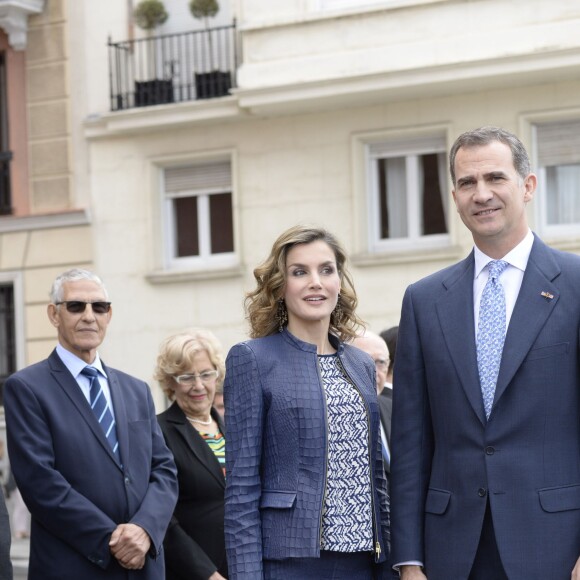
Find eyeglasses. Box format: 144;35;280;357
174;370;219;386
56;301;112;314
374;358;389;370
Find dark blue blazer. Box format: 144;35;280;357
4;349;178;580
224;329;390;579
390;235;580;580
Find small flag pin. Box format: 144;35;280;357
540;291;554;300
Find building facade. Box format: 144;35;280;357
2;0;580;410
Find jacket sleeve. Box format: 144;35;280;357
4;374;118;569
126;384;178;556
163;514;218;579
390;285;434;566
224;342;265;580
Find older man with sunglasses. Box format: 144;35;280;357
3;268;178;580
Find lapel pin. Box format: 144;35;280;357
540;291;554;300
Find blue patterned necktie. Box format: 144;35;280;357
81;366;121;462
477;260;509;419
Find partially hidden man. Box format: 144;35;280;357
390;127;580;580
4;269;178;579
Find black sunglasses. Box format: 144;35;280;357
56;301;112;314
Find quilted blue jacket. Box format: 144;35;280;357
224;329;390;579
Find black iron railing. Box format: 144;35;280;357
108;22;238;111
0;150;12;215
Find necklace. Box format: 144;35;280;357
186;415;212;426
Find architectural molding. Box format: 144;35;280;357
0;0;45;50
0;209;90;233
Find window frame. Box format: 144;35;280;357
0;271;25;405
365;131;450;253
159;154;238;273
531;120;580;240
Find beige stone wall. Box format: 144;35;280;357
0;0;97;373
0;223;93;365
26;0;71;213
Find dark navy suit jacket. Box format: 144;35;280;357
224;329;390;579
390;235;580;580
4;349;178;580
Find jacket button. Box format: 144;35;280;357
478;488;487;497
485;446;495;455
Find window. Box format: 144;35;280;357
367;133;449;252
0;51;12;215
163;160;235;269
534;120;580;238
0;283;16;404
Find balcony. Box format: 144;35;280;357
108;22;238;112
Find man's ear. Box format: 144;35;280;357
47;304;59;328
523;172;537;203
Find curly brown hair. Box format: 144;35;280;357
245;225;364;340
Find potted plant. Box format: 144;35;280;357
190;0;232;99
133;0;168;31
133;0;174;106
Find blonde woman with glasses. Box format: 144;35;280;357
155;329;228;580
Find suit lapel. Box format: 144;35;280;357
105;364;128;469
168;403;225;488
493;238;560;413
48;351;122;468
436;254;487;425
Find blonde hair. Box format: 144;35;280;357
154;328;225;400
245;225;363;340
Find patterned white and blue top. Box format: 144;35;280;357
318;353;374;552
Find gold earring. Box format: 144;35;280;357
276;298;288;333
331;294;343;325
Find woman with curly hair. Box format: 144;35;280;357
155;329;228;580
224;225;390;579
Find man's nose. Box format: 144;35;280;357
81;303;96;319
473;181;493;202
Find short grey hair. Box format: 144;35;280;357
49;268;109;304
449;126;532;186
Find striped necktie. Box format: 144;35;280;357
81;366;121;462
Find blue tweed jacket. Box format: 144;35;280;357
224;329;390;579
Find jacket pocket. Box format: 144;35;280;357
524;342;569;362
260;490;297;509
538;484;580;512
425;488;451;515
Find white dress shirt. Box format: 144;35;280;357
473;229;534;335
55;344;116;420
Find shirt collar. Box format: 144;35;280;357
56;343;107;379
474;229;534;280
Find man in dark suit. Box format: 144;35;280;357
379;326;398;398
353;331;392;482
4;268;178;579
390;126;580;580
